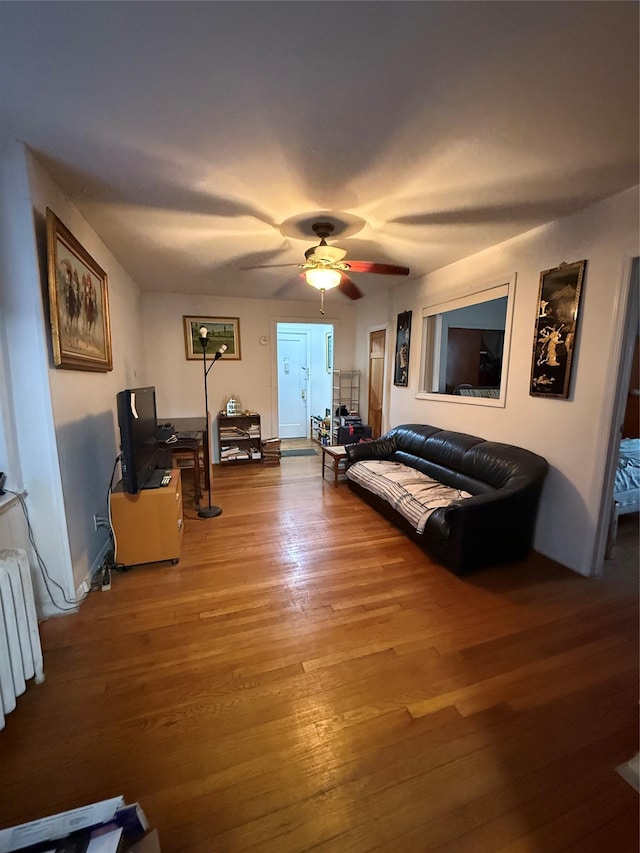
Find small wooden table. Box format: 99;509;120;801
321;444;348;487
158;416;209;501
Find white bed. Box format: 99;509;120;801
606;438;640;558
614;438;640;515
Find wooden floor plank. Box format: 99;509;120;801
0;457;637;851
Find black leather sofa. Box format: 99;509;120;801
344;424;549;574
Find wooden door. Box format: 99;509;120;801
445;327;482;393
368;330;386;438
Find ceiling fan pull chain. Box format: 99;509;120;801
320;288;325;315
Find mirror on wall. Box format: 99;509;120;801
418;276;516;407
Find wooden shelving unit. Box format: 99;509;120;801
331;370;360;444
310;415;331;446
217;413;262;463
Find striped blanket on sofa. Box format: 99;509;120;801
346;459;471;534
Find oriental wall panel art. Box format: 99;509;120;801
530;260;586;399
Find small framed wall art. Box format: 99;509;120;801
325;331;333;373
183;316;241;360
529;259;587;399
46;208;113;371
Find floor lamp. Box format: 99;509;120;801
197;328;226;519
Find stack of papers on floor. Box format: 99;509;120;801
0;797;159;853
261;437;281;464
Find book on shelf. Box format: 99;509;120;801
221;449;250;461
220;444;240;454
219;427;249;438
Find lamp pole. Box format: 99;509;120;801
197;328;225;519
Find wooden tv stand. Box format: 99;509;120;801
110;469;183;567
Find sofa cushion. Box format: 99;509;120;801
346;459;472;534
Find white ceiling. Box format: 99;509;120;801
1;1;638;305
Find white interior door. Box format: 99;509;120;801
278;331;309;438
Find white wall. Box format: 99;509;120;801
141;293;357;457
353;187;639;576
305;323;333;423
0;140;75;617
2;148;149;611
26;156;148;597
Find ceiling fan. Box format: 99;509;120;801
254;222;410;313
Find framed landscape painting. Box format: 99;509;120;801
46;208;112;371
530;259;587;399
183;316;241;360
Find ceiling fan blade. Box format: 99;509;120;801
240;263;301;270
345;261;410;276
338;276;363;300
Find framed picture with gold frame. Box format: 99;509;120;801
529;260;587;399
183;316;241;360
46;208;112;371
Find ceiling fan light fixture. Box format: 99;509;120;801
305;267;342;291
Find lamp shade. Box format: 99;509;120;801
305;267;342;291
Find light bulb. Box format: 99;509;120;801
305;267;342;291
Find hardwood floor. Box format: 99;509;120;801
0;454;638;851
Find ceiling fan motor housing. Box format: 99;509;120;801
305;222;349;264
312;222;335;241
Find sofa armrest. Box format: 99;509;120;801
426;482;544;542
345;437;396;467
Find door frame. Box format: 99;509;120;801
276;328;310;438
367;322;390;436
270;317;340;439
590;254;639;576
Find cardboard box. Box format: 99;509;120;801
125;830;160;853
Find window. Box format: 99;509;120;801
418;275;516;407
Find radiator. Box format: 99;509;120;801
0;548;44;730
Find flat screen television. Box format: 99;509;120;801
116;386;159;494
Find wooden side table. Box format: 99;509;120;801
110;469;183;566
321;444;348;487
